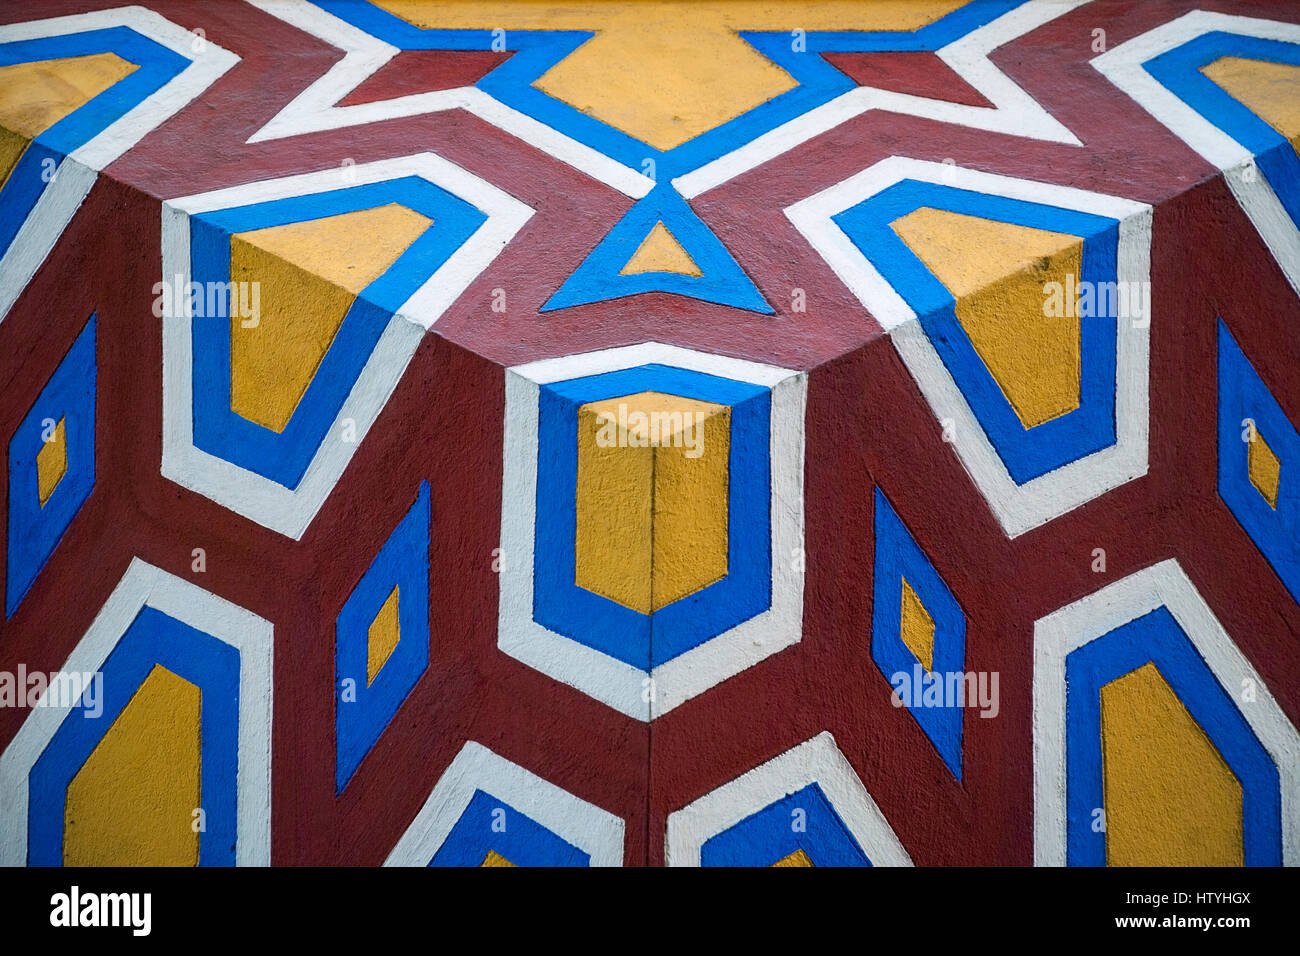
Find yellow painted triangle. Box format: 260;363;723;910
1201;56;1300;156
235;203;432;297
229;203;431;432
620;221;703;277
0;52;138;140
772;849;814;867
0;52;139;189
900;578;935;673
891;207;1083;429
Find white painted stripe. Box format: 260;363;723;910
497;367;650;720
786;156;1151;537
1092;11;1300;296
0;158;95;321
1032;559;1300;866
664;731;913;866
498;343;806;720
674;0;1087;198
161;152;534;539
244;0;654;198
1226;160;1300;296
508;340;802;388
0;6;238;323
385;740;625;866
0;558;273;866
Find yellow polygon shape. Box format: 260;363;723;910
620;222;702;277
575;390;730;613
36;417;67;507
899;577;935;672
1201;56;1300;157
1248;429;1281;509
772;848;814;867
64;664;202;867
374;2;963;150
0;52;138;140
891;206;1084;429
0;52;139;189
367;586;401;686
1100;661;1244;867
228;204;431;432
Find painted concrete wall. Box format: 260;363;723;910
0;0;1297;866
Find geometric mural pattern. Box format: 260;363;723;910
0;0;1297;867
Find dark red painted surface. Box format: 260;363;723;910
0;0;1296;866
823;50;994;107
339;49;512;106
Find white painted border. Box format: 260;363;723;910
499;343;806;721
243;0;654;198
160;152;533;539
1092;11;1300;296
665;731;913;866
0;558;274;866
246;0;1084;202
1032;558;1300;866
786;156;1152;538
384;740;625;866
0;6;239;321
674;0;1086;197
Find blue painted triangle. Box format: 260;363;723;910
541;186;774;314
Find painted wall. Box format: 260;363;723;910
0;0;1297;866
